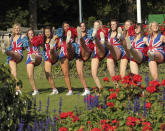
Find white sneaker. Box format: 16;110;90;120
77;26;82;40
49;89;59;95
31;53;36;63
100;32;105;44
66;30;71;44
66;90;73;96
147;50;155;61
125;37;132;49
81;89;90;96
49;39;55;50
16;90;22;95
32;90;39;96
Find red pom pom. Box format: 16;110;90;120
31;35;43;47
128;24;136;36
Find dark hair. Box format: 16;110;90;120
135;23;144;36
80;22;87;32
109;19;119;38
62;21;69;40
43;26;53;51
27;28;35;48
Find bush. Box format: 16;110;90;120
0;64;31;130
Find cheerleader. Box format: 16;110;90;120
25;29;42;95
125;23;148;74
1;23;26;94
40;26;59;96
122;20;133;58
74;22;92;96
56;22;75;95
90;20;106;91
145;22;165;80
105;19;128;78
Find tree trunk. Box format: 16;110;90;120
29;0;37;29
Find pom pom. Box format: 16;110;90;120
31;35;43;47
87;28;94;40
56;28;63;38
128;24;136;36
21;36;29;48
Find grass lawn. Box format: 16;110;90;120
0;51;165;115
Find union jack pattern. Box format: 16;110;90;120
26;46;40;64
131;36;146;52
11;35;23;56
147;33;164;54
106;33;126;59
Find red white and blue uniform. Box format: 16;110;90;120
59;38;74;59
130;36;148;62
73;36;93;60
7;35;23;63
26;46;41;64
147;33;165;61
106;33;127;59
41;42;58;64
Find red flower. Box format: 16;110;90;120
72;115;79;122
60;112;68;119
146;86;156;93
88;121;91;124
142;122;151;127
126;117;140;127
161;79;165;86
109;89;114;92
132;74;142;84
77;128;83;131
91;128;102;131
108;93;117;99
149;80;160;87
142;126;153;131
102;77;110;82
163;21;165;24
112;75;122;82
116;88;120;92
107;102;114;108
145;103;151;109
112;120;118;124
59;127;68;131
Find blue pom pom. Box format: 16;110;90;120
21;36;29;48
56;28;63;38
87;28;94;40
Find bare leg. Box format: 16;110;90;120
60;58;72;91
130;61;139;75
80;38;91;61
27;64;36;90
76;59;88;89
105;41;121;60
91;58;102;89
129;49;143;63
50;49;59;64
44;61;56;89
107;58;116;77
66;42;75;60
9;60;20;90
149;61;158;80
149;52;164;80
94;38;105;58
120;58;128;78
122;40;130;58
